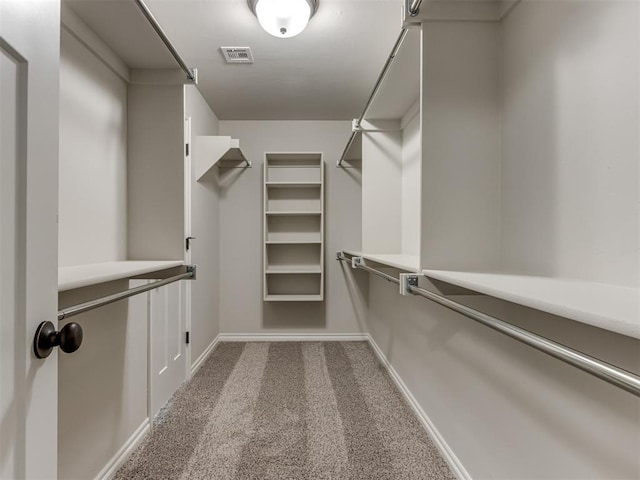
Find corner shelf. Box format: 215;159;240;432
194;135;250;181
58;260;184;292
422;270;640;340
264;153;324;301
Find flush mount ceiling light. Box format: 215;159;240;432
248;0;318;38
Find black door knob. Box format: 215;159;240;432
34;321;84;359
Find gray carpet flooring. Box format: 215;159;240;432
115;342;456;479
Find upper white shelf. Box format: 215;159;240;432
59;260;184;292
343;250;420;273
195;135;250;181
423;270;640;340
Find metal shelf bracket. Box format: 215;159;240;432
400;273;418;296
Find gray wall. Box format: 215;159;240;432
58;280;148;480
501;0;639;287
185;85;222;364
218;121;366;334
127;84;185;261
367;276;639;479
58;27;127;266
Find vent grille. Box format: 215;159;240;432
221;47;254;64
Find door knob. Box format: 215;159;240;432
33;321;83;359
186;236;196;251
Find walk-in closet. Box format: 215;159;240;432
1;0;638;478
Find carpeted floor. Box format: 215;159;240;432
115;342;456;480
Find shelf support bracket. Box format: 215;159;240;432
352;256;363;269
400;273;418;296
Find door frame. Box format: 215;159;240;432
184;115;192;377
0;1;61;477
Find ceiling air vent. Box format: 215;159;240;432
221;47;254;64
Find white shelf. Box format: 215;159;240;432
59;260;184;292
266;266;322;274
266;240;321;245
266;182;321;188
264;294;323;302
266;211;322;216
195;136;249;181
343;251;420;273
422;270;640;340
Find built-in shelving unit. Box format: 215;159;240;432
58;260;184;292
341;9;640;341
263;153;324;301
194;135;250;181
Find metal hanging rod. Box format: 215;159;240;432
338;27;410;167
336;252;640;397
408;0;424;16
132;0;197;83
58;266;196;321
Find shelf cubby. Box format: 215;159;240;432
352;28;422;266
265;273;322;300
265;237;321;270
266;185;321;212
266;215;322;242
264;153;324;301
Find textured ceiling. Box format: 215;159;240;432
65;0;403;120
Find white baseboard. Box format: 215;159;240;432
191;335;221;376
218;333;369;342
95;418;150;480
367;335;471;480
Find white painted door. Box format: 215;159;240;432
149;281;187;418
1;1;60;478
148;116;190;420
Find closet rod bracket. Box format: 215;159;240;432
186;264;197;280
400;274;418;296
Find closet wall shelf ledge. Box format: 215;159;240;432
58;260;185;292
341;250;420;273
265;182;322;188
266;211;322;216
422;270;640;340
195;135;250;181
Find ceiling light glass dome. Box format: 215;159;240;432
249;0;318;38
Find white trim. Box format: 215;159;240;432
367;335;471;480
218;333;369;342
190;335;221;376
95;419;150;480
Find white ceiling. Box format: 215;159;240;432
64;0;404;120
